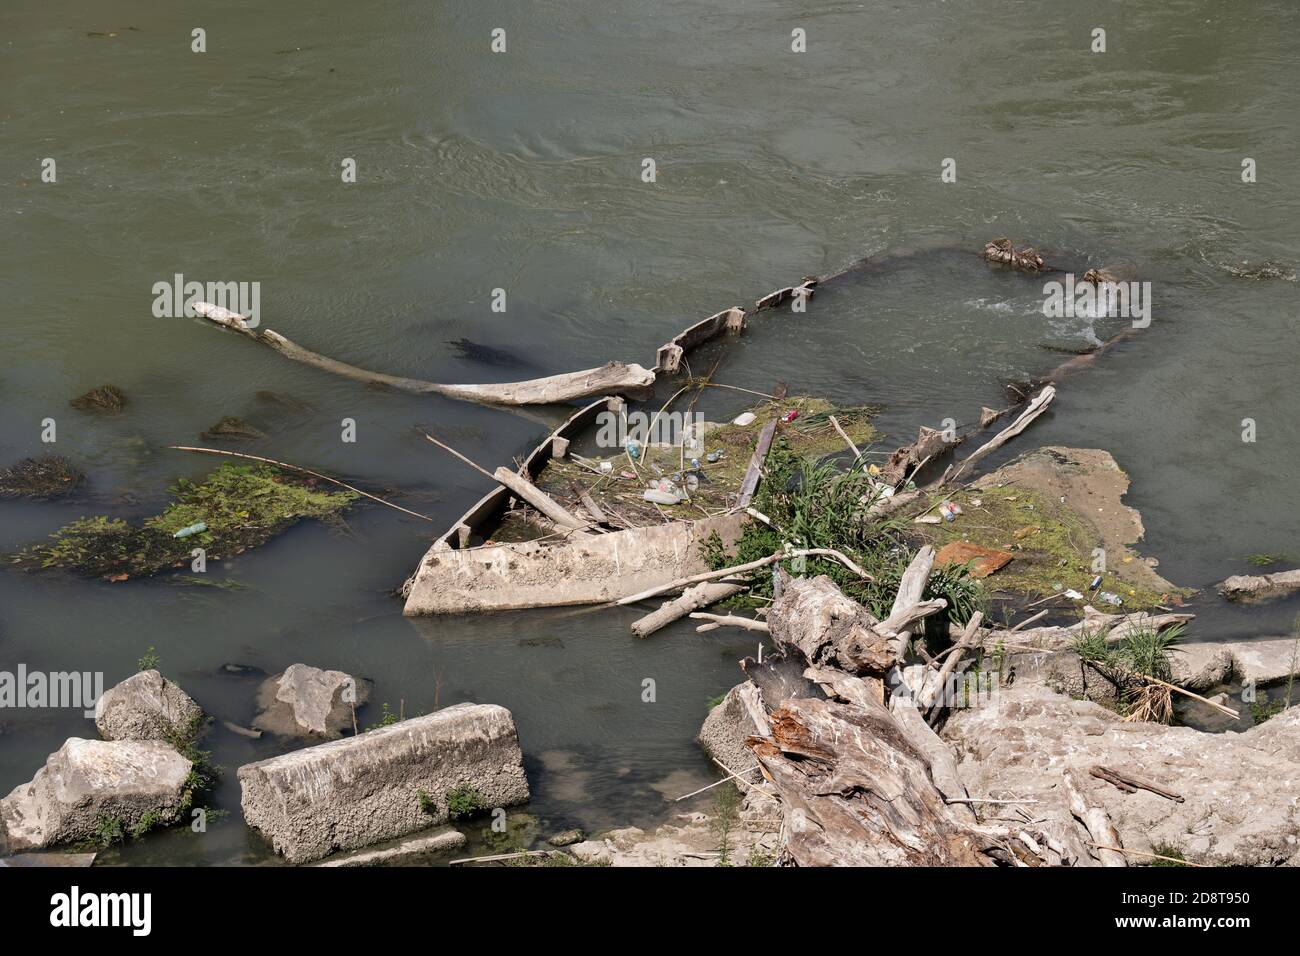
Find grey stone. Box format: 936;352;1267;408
313;827;466;866
94;670;203;742
0;738;192;852
239;702;529;864
547;828;584;847
944;683;1300;866
1170;637;1298;690
1219;569;1300;603
252;663;371;738
697;685;763;782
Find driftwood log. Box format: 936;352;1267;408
766;572;899;675
631;582;744;638
490;467;587;531
749;694;997;866
691;613;770;634
941;384;1056;486
196;302;655;407
723;574;1131;866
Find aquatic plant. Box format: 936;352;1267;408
8;463;355;579
95;814;125;847
1245;552;1293;567
446;784;489;820
369;702;400;730
70;384;125;412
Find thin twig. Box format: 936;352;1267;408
1011;609;1050;631
421;432;495;481
674;763;763;802
1086;843;1206;868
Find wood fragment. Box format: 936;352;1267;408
925;611;983;718
690;612;771;634
737;420;778;506
631;581;744;638
572;480;610;526
942;385;1056;486
1086;843;1206;867
448;849;556;866
673;763;763;802
828;414;864;464
422;430;588;531
492;467;588;531
1062;772;1127;867
1089;765;1185;803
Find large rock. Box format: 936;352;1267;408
697;684;764;783
1219;569;1300;603
95;670;203;742
944;683;1300;865
0;738;192;852
253;663;371;738
239;702;530;864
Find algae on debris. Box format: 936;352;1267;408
913;447;1189;611
0;455;85;499
8;463;355;579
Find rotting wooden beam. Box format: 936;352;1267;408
737;420;777;507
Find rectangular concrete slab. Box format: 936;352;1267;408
239;703;528;864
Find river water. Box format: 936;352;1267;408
1;1;1296;863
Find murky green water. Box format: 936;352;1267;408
1;1;1297;863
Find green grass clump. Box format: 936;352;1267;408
1072;623;1183;681
95;814;125;848
9;463;355;579
701;437;986;625
1150;844;1188;867
1073;623;1184;722
1251;696;1287;724
446;784;489;820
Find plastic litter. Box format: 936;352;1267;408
173;522;207;539
732;412;757;426
643;487;683;505
939;502;962;522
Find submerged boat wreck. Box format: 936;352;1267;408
401;395;878;615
